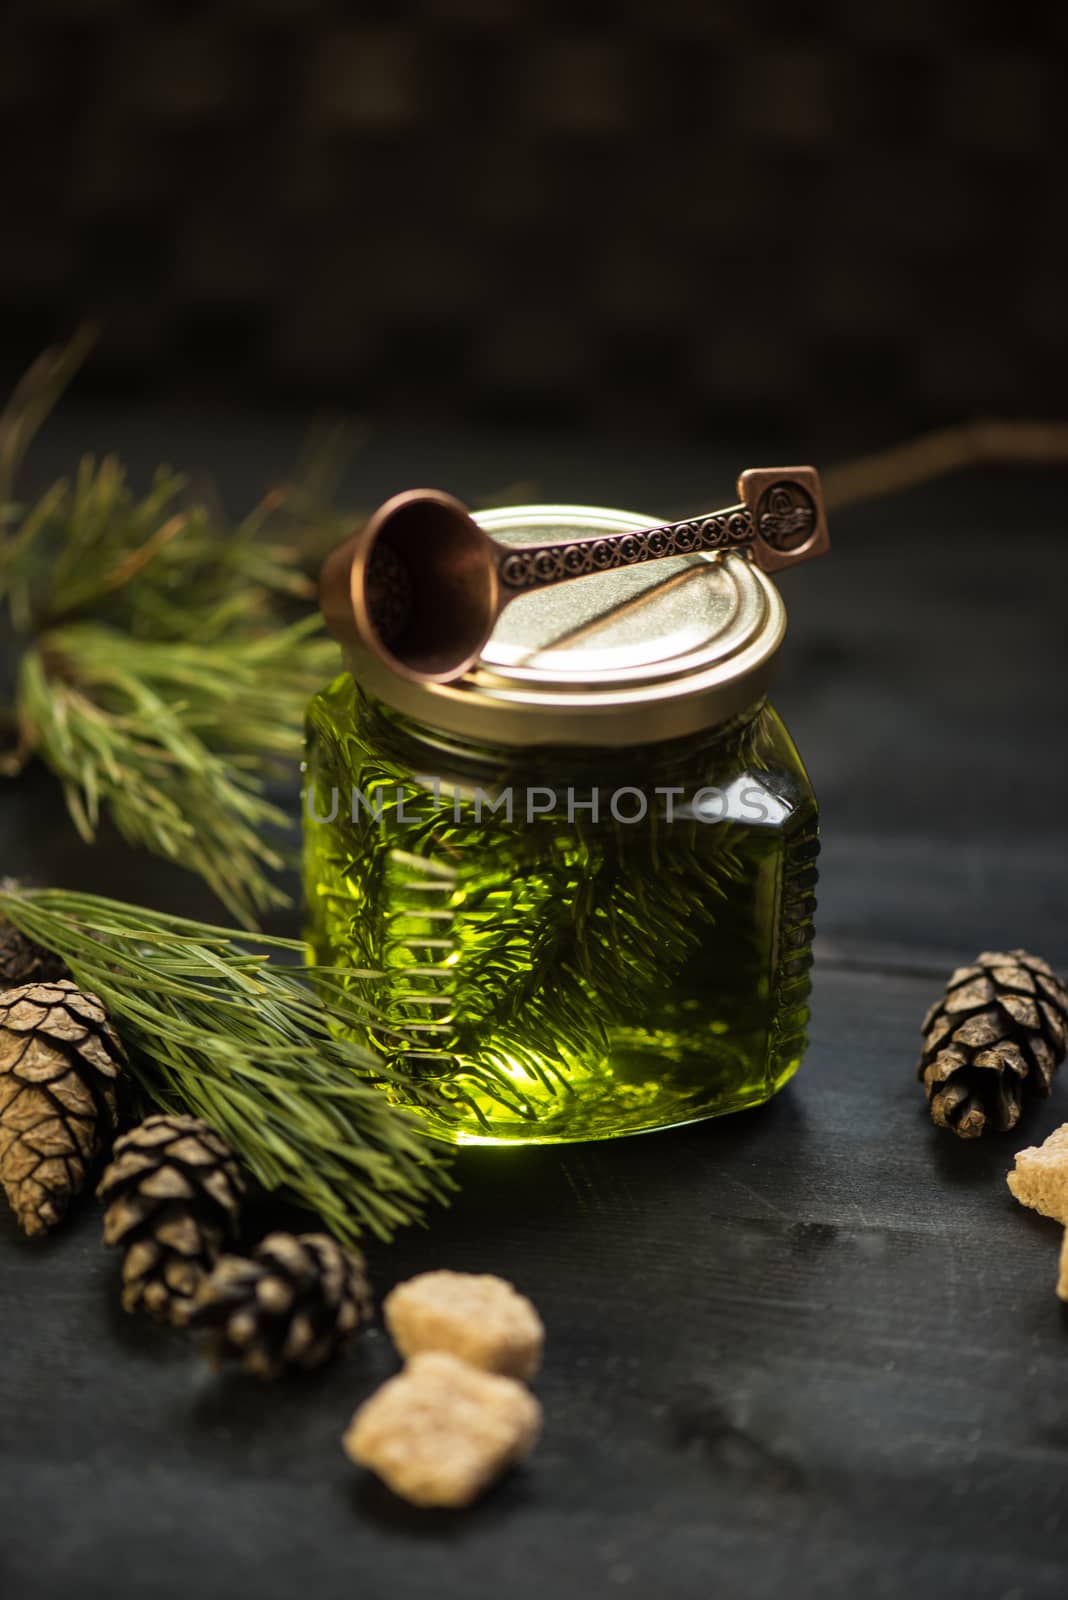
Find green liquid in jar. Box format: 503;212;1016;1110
303;673;818;1145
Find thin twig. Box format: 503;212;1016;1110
823;419;1068;512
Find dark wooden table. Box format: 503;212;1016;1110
3;416;1068;1600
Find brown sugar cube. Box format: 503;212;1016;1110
383;1270;544;1380
342;1351;542;1508
1058;1231;1068;1304
1006;1125;1068;1224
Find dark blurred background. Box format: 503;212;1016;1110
3;0;1067;454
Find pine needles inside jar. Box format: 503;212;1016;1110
304;683;789;1138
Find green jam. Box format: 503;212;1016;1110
303;673;818;1145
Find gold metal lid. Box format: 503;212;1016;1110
343;503;786;747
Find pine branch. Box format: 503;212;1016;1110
13;622;339;926
0;882;454;1244
0;336;347;921
0;454;323;639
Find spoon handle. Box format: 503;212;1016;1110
495;502;753;594
495;466;828;595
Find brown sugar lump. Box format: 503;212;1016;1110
383;1270;544;1380
1058;1231;1068;1303
342;1351;542;1508
1006;1124;1068;1224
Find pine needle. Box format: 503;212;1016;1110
0;326;97;510
0;882;454;1244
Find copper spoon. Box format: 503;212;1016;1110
320;466;829;685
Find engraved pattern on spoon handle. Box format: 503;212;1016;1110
495;504;755;593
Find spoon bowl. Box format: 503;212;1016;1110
320;490;501;683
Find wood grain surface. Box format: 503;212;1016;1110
2;418;1067;1600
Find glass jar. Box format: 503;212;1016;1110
304;503;819;1145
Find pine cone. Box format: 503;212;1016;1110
0;980;124;1234
97;1113;245;1326
919;949;1068;1138
0;922;69;988
192;1231;373;1379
